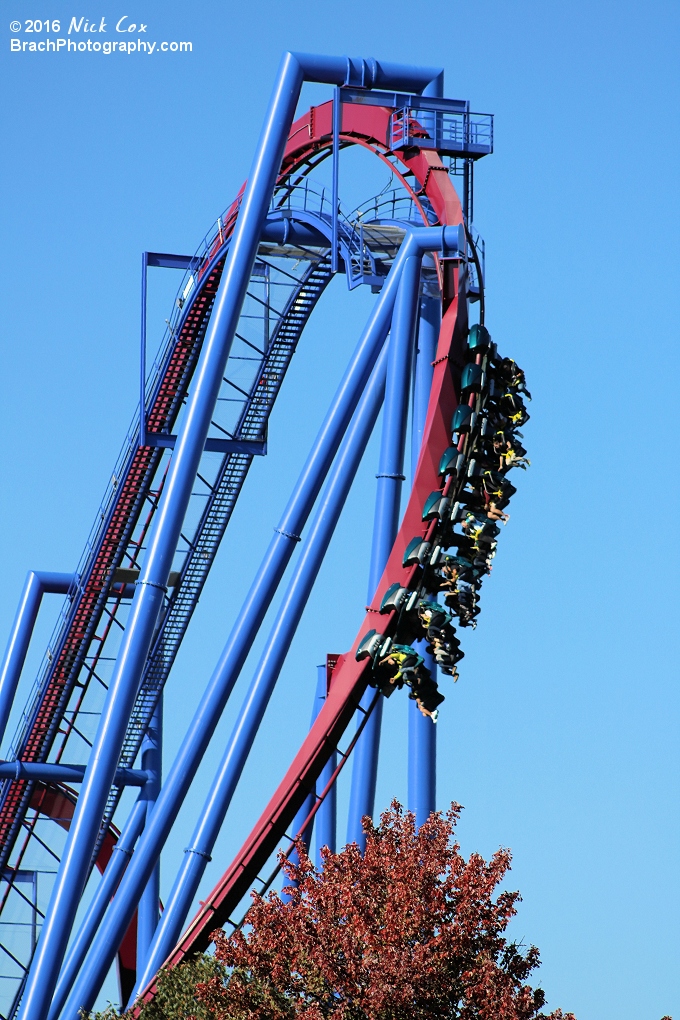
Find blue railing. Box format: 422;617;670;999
390;108;493;157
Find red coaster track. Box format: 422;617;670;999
138;97;468;998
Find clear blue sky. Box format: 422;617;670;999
1;2;679;1017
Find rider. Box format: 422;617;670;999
376;644;443;720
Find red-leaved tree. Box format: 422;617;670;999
195;801;574;1020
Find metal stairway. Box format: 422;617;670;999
96;258;333;850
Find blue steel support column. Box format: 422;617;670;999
48;797;147;1020
131;342;389;998
315;662;337;864
56;225;462;1020
288;663;338;870
291;667;329;851
136;698;162;978
346;254;422;849
140;252;148;448
24;54;442;1020
420;68;444;144
282;665;329;899
408;294;440;826
407;70;442;827
331;88;341;275
0;572;75;751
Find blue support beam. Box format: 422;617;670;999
0;572;75;752
331;87;341;274
292;666;331;853
290;53;442;92
283;660;338;875
4;871;38;954
406;58;442;826
144;436;266;456
0;763;148;786
136;698;162;982
315;661;337;864
282;665;329;899
48;798;148;1020
346;252;422;850
131;338;390;999
145;253;197;270
408;294;441;826
339;85;461;111
140;252;198;449
416;69;444;172
140;251;148;449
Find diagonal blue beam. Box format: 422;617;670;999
135;698;163;980
48;796;147;1020
132;342;389;996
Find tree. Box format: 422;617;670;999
90;956;225;1020
132;954;225;1020
192;801;574;1020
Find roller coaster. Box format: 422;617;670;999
0;52;529;1020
